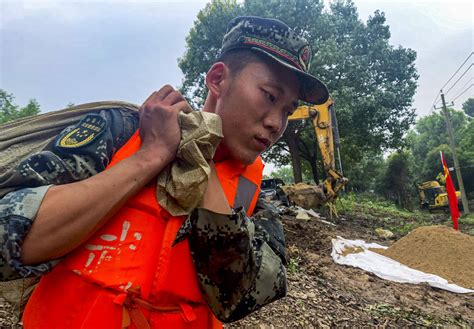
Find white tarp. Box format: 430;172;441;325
331;236;474;294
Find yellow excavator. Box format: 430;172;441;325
416;176;462;212
282;97;348;213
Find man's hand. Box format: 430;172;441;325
137;85;193;167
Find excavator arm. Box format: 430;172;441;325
288;97;348;204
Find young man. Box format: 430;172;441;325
0;16;328;327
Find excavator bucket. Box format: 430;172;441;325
281;183;326;209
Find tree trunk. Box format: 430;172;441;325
298;136;318;184
309;155;319;184
286;130;302;183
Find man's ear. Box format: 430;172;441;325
205;62;229;98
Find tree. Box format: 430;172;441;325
347;151;385;192
408;109;468;179
378;151;414;208
178;0;244;108
407;109;474;197
265;166;294;184
0;89;41;124
462;98;474;117
457;119;474;197
178;0;418;184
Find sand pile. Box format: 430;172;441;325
374;225;474;289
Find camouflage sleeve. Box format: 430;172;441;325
8;108;138;189
177;197;287;322
0;186;58;281
0;108;138;280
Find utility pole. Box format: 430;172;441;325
440;90;470;214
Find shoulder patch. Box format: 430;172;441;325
57;114;106;149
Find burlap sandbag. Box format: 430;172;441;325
0;101;140;197
0;102;223;214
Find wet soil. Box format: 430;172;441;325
229;212;474;327
1;208;472;327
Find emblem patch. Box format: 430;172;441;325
298;45;311;71
57;114;106;148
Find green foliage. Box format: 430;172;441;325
407;109;474;196
457;119;474;197
460;213;474;225
462;97;474;117
0;89;41;124
316;4;418;154
287;256;301;276
178;0;244;108
344;151;385;192
377;151;415;208
265;166;294;184
459;120;474;161
337;192;416;220
335;193;453;236
407;109;465;170
178;0;418;184
265;164;315;184
365;303;466;326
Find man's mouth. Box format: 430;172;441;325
254;137;271;151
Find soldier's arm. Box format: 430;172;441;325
0;187;58;280
21;145;170;264
0;108;138;279
176;197;287;322
22;86;190;265
1;85;192;277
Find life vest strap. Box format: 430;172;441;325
114;288;200;328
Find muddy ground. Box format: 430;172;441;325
1;204;472;328
230;209;474;328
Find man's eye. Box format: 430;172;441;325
263;90;276;103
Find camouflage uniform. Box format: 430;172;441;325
0;108;287;322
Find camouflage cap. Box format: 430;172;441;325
221;16;329;105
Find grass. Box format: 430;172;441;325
287;257;301;276
336;193;417;219
459;213;474;225
335;193;448;236
333;193;474;236
459;213;474;235
365;303;468;326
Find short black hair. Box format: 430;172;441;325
216;48;269;77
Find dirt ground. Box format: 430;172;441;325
229;209;474;328
1;204;472;328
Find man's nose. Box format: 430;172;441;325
263;110;284;134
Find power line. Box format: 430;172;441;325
440;52;473;91
444;63;473;95
430;52;474;114
430;90;441;113
451;84;473;103
448;77;473;100
453;78;474;103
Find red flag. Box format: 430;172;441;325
440;152;460;230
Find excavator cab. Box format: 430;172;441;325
416;180;461;212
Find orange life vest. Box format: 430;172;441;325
22;131;264;329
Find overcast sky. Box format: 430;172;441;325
1;0;472;118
